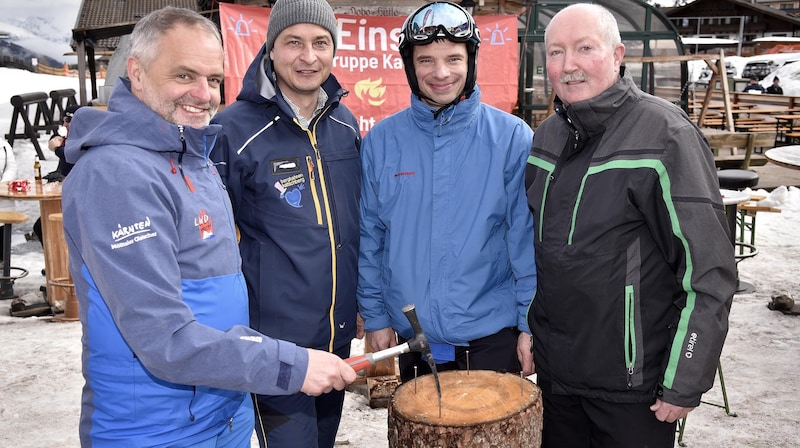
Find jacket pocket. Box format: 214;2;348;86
624;284;644;388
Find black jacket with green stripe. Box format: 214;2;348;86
525;72;735;407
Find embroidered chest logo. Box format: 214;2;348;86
195;209;214;240
271;157;306;209
111;216;157;250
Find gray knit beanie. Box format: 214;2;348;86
265;0;338;54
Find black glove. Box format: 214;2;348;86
43;171;65;182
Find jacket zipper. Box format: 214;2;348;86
305;111;339;352
306;155;323;224
624;285;636;388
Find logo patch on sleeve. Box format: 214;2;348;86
111;216;157;249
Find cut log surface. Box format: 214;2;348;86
388;370;542;447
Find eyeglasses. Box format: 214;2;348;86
403;2;475;45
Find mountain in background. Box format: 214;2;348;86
0;16;77;70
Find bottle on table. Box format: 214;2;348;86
34;156;42;181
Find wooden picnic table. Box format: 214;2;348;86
707;103;755;109
763;114;800;145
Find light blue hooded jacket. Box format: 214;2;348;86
63;79;309;447
357;86;537;345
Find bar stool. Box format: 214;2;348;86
717;169;759;294
0;211;30;300
47;213;78;322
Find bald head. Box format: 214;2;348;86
544;3;625;105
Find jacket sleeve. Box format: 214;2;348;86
55;145;67;165
504;124;537;334
356;132;392;332
66;152;309;396
649;123;735;407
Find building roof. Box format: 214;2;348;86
665;0;800;27
72;0;200;51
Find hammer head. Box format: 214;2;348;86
402;304;442;399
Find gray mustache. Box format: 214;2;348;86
560;73;588;83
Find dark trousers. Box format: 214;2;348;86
253;344;350;448
398;327;521;383
538;376;676;448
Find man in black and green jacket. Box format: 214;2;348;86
525;4;735;447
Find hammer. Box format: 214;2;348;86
346;304;442;412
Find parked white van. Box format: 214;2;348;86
741;52;800;80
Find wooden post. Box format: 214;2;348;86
717;50;735;132
388;370;542;447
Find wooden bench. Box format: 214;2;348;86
704;131;776;169
48;89;77;124
734;120;771;127
737;194;781;251
784;132;800;144
4;92;53;159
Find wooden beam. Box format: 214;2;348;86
623;54;720;63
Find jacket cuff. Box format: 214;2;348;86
363;314;392;333
656;383;702;408
277;339;308;393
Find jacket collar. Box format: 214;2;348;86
65;78;221;164
555;69;639;139
410;85;481;134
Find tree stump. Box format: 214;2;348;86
388;370;542;448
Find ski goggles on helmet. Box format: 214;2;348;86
402;2;476;45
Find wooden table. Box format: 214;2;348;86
765;145;800;170
0;180;68;310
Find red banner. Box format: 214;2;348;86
219;4;519;134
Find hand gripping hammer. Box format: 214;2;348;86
346;304;443;414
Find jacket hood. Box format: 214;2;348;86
410;84;482;135
236;44;348;113
65;78;222;165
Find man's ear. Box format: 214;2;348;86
127;57;143;91
613;43;626;70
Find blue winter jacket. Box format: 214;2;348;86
358;87;537;345
63;79;310;447
211;45;362;352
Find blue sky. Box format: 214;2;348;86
4;0;82;32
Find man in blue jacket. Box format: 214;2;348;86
63;7;355;447
211;0;362;447
357;1;537;382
